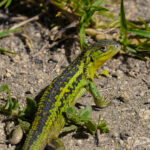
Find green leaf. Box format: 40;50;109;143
23;97;37;120
18;119;31;133
0;84;9;92
78;105;92;120
62;125;78;132
0;0;7;7
84;120;97;135
97;115;109;133
0;84;12;111
128;30;150;38
0;0;12;8
11;99;19;110
65;106;77;119
126;46;137;53
92;0;104;7
98;10;117;19
5;0;12;8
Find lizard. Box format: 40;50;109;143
22;39;121;150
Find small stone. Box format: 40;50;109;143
144;98;150;104
96;34;107;40
55;64;60;73
130;38;139;45
38;79;43;84
119;93;130;103
147;124;150;129
120;131;130;140
134;137;150;147
85;28;98;36
140;91;145;97
6;122;15;134
30;87;34;94
25;87;34;94
12;55;20;62
128;71;136;77
5;72;11;78
77;139;83;145
34;32;41;39
112;131;119;138
119;139;124;145
134;63;140;72
116;70;124;79
139;109;150;120
9;125;23;144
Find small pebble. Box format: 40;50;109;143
120;131;130;140
139;109;150;120
5;72;11;78
9;125;23;144
119;93;130;103
112;131;119;138
116;70;124;79
128;71;135;77
144;98;150;104
34;32;41;39
140;91;145;97
85;28;98;36
12;55;20;63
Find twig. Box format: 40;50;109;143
10;14;41;30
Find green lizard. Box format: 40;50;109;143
22;39;121;150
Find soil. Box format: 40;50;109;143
0;0;150;150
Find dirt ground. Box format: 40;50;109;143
0;0;150;150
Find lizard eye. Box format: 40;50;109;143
115;44;120;49
101;46;107;52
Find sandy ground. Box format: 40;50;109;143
0;0;150;150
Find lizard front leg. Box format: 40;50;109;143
87;80;108;108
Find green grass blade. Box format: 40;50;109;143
0;28;21;38
5;0;12;8
128;30;150;38
126;46;137;53
120;0;127;31
138;17;148;30
137;39;150;48
126;46;146;61
0;48;16;54
0;0;7;7
120;0;128;44
80;23;86;50
92;0;104;7
98;10;117;19
136;47;150;52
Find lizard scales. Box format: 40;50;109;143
22;39;121;150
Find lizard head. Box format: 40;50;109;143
84;39;121;78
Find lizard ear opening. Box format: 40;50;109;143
90;56;94;62
101;46;107;52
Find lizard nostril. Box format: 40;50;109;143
101;46;107;52
115;44;120;49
